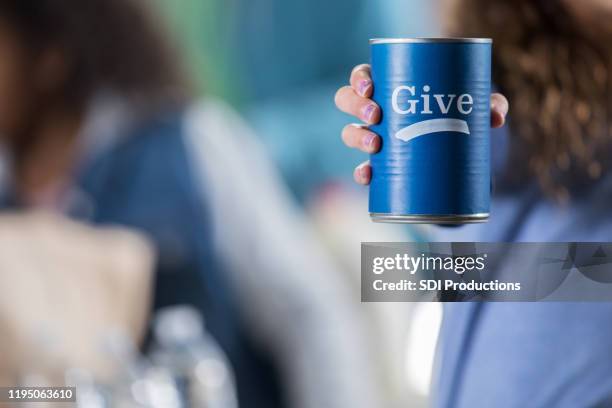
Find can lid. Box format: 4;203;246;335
369;38;492;44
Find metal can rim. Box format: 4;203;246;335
370;213;490;224
369;37;492;44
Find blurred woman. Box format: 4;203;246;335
335;0;612;406
0;2;385;408
0;1;283;406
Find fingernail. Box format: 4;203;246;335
363;132;376;150
363;104;376;123
358;79;372;97
491;100;507;119
494;104;507;121
359;165;368;180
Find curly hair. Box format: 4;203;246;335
0;0;189;112
446;0;612;200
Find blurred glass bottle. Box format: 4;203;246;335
103;329;182;408
151;306;238;408
65;368;108;408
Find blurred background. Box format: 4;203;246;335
154;0;444;406
0;1;445;407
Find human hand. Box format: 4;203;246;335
334;64;509;185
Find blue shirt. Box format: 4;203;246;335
432;130;612;407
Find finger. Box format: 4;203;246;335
350;64;373;98
341;124;381;153
353;161;372;185
490;93;509;128
335;86;381;124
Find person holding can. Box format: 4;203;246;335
335;0;612;406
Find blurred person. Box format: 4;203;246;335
212;3;435;403
0;1;383;407
335;0;612;407
0;212;153;386
182;99;385;408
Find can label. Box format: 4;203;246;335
369;39;492;221
391;85;473;141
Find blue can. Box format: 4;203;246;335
369;38;492;223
